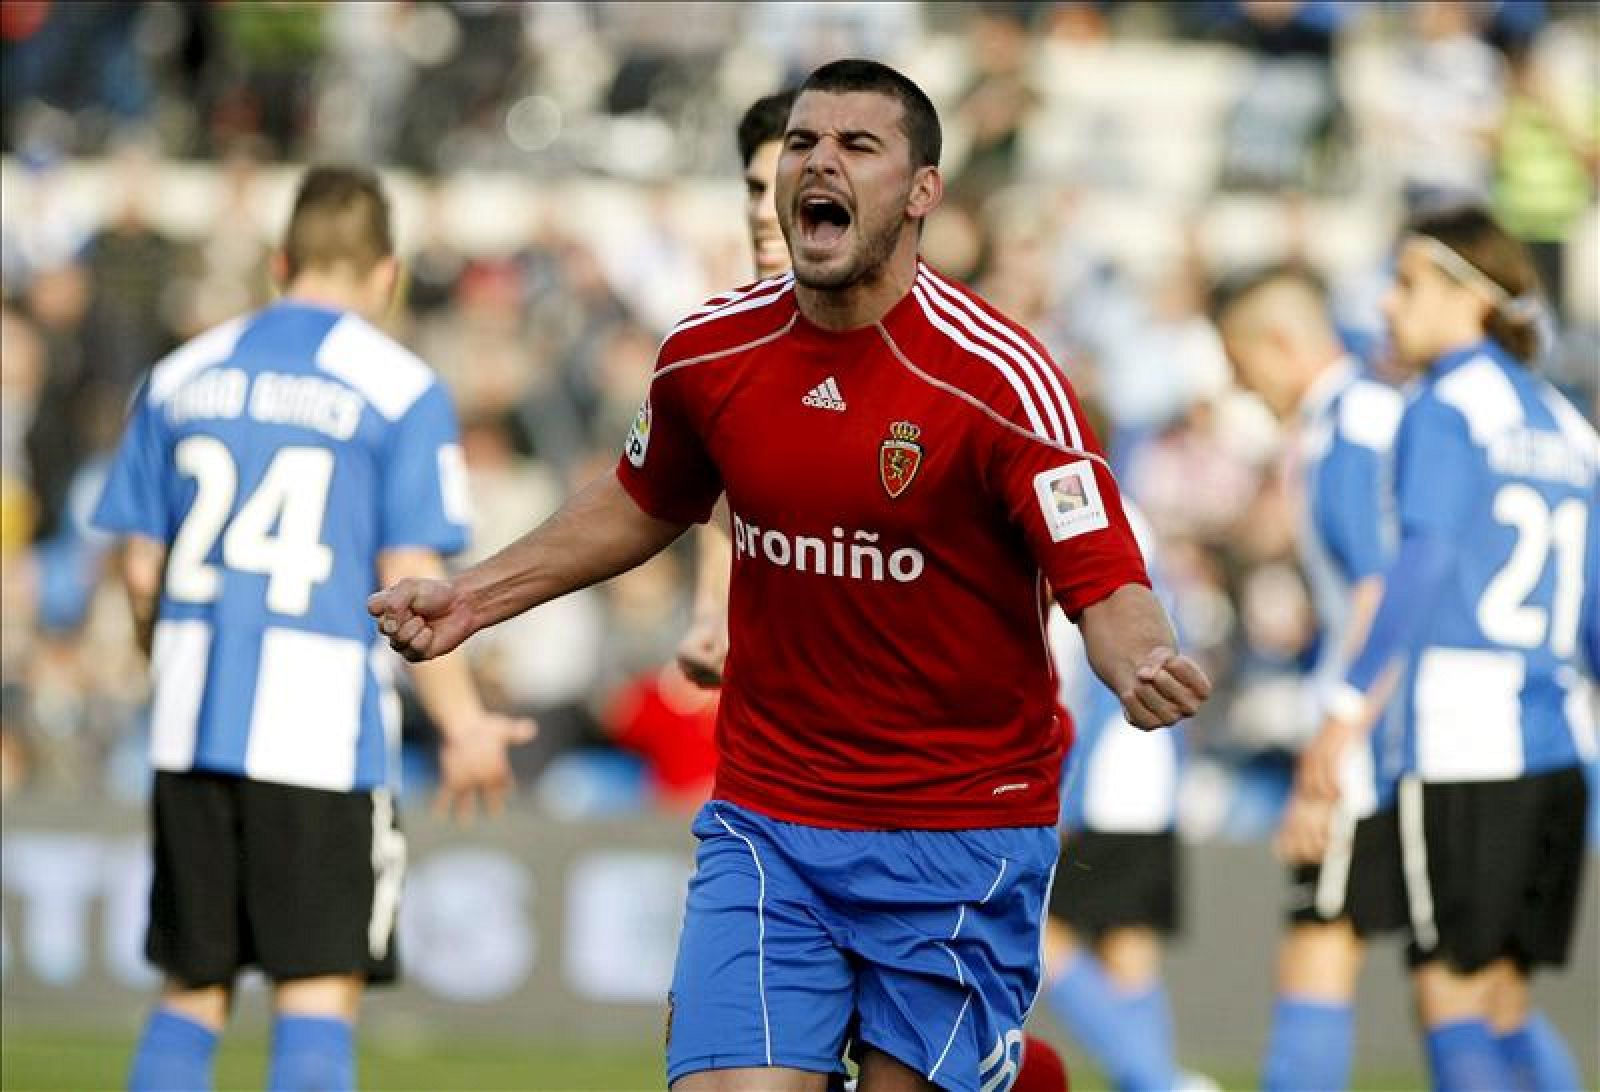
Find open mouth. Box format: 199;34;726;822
798;194;852;250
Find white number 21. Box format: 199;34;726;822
1478;484;1587;657
167;436;335;617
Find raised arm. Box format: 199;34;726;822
369;469;688;661
377;548;536;818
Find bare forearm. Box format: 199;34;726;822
378;549;485;734
459;469;687;633
406;654;484;738
1078;583;1178;695
119;536;167;660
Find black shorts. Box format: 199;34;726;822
1400;767;1589;974
1287;805;1408;936
148;771;406;987
1049;829;1179;937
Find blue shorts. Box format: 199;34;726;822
666;800;1059;1092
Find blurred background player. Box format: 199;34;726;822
1211;265;1410;1092
92;166;532;1092
1301;205;1591;1092
371;59;1207;1092
676;88;796;689
1040;503;1210;1092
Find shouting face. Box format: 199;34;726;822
776;90;930;291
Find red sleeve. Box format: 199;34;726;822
990;422;1150;619
614;360;722;525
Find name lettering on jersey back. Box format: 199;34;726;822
165;368;364;441
1487;428;1593;488
731;512;925;583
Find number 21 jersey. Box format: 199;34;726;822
1394;339;1598;781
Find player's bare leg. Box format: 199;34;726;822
1481;959;1529;1035
1413;958;1524;1088
671;1066;830;1091
128;980;232;1091
1414;959;1498;1026
156;979;232;1032
856;1046;937;1091
268;973;365;1091
1096;925;1162;992
1274;921;1364;1001
274;973;364;1021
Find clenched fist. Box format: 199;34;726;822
368;577;476;661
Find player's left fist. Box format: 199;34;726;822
368;577;474;661
1120;646;1211;730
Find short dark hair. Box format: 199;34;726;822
798;59;941;169
1208;261;1327;323
283;166;393;278
737;90;798;167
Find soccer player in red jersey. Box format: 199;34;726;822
371;59;1208;1092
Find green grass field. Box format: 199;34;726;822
0;1029;1431;1091
0;1031;662;1092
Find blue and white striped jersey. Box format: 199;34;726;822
1392;339;1597;781
93;301;471;792
1053;505;1184;833
1297;359;1404;814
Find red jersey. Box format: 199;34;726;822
616;262;1149;830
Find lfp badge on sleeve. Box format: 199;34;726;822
879;420;924;499
625;398;652;468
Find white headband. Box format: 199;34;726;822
1408;234;1542;323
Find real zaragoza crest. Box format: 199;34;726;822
879;420;923;499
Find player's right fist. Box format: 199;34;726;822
368;577;473;661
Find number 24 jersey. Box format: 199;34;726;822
94;302;469;792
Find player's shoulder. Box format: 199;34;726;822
656;273;797;371
1333;371;1402;452
313;310;442;421
1424;349;1522;445
1535;377;1600;461
897;262;1086;449
145;312;254;407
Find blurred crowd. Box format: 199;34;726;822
2;0;1596;834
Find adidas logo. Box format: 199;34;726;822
802;376;847;412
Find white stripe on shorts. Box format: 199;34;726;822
367;789;406;960
1397;776;1439;952
927;993;972;1083
715;810;772;1065
1314;803;1358;920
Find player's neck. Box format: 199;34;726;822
794;249;918;332
281;272;379;321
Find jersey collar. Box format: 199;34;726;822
788;273;923;349
1427;337;1504;381
1297;354;1360;426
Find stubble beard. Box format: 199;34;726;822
793;214;904;292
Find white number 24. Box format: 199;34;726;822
1478;483;1587;657
166;436;335;617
